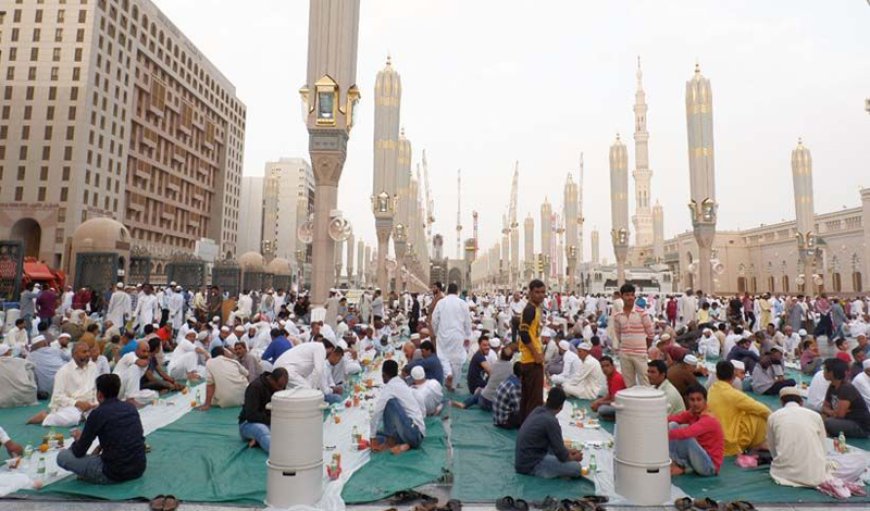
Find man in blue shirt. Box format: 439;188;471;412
262;328;292;365
57;373;146;484
402;341;444;384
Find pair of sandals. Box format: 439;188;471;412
675;497;756;511
387;490;461;511
149;495;179;511
538;495;609;511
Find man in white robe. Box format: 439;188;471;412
556;341;605;400
27;342;97;426
0;345;38;407
106;282;131;329
168;286;185;330
133;285;160;332
167;330;209;381
113;341;157;405
431;284;472;391
410;366;444;416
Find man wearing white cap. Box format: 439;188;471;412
28;342;97;426
168;286;185;332
697;328;720;359
410;366;443;416
432;283;472;391
554;341;604;400
113;341;158;405
26;335;69;397
167;330;209;381
132;284;159;334
4;319;29;356
0;344;38;408
106;282;131;330
752;347;797;395
236;290;253;323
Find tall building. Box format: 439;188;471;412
0;0;246;271
261;158;314;269
237;176;263;255
632;58;653;247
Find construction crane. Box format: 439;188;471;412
422;150;435;241
456;169;462;259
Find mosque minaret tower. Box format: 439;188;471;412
632;57;654;247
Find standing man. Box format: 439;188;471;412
431;283;472;392
518;279;546;422
106;283;131;329
133;285;159;334
509;291;526;344
612;283;654;387
35;286;58;330
371;290;385;321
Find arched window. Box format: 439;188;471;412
854;272;863;293
833;273;842;292
782;276;789;294
768;276;776;293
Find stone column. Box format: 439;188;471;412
610;134;630;286
591;229;600;265
653;201;664;262
862;188;870;285
309;145;347;304
524;214;534;282
564;173;578;292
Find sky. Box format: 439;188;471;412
152;0;870;263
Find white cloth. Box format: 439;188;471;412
274;342;328;392
205;356;249;407
113;352;157;403
3;327;28;354
236;294;253;319
411;379;444;416
805;370;830;412
106;290;131;328
551;350;582;385
168;292;184;330
43;405;84;427
0;357;38;407
167;338;203;380
370;376;425;438
767;402;829;487
48;360;97;412
134;294;159;328
852;371;870;410
559;353;605;400
697;334;720;358
432;295;472;366
0;426;9;445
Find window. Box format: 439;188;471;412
62;166;70;181
60;187;68;201
35;10;43;23
66;126;74;140
48;86;57;100
46;106;54;119
5;67;14;80
40;166;48;180
17;167;25;180
14;187;23;202
30;48;38;61
50;67;58;80
26;86;34;100
72;67;80;80
8;48;17;61
57;9;65;22
32;28;41;42
28;67;36;80
11;29;19;42
37;187;46;201
68;106;76;120
43;126;52;139
52;48;61;61
76;29;84;42
13;10;21;23
74;48;82;62
63;146;72;160
55;28;63;42
41;146;50;160
79;10;87;23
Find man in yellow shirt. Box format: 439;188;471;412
708;360;770;455
518;279;546;423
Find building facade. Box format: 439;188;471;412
237;175;263;255
0;0;245;275
261;158;314;277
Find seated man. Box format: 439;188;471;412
466;338;492;395
697;328;720;360
234;341;263;383
493;362;523;429
26;336;71;399
402;341;444;384
799;340;822;375
261;328;293;366
768;386;834;487
708;360;770;455
648;360;685;414
410;366;444;416
727;337;761;374
853;358;870;410
167;330;209;381
112;341;158;406
557;341;605;400
140;338;184;393
199;346;250;410
238;368;289;452
821;358;870;438
4;319;29;356
668;351;701;399
370;360;426;455
591;356;626;421
0;344;38;408
27;342;97;426
751;346;796;395
57;374;146;484
515;387;584;479
477;347;516;411
668;385;723;477
0;426;23;457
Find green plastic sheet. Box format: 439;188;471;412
342;417;448;504
0;404;57;448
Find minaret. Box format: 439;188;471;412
509;165;520;290
653;201;664;262
346;233;355;285
578;153;585;263
540;198;552;286
686;62;717;293
356;240;365;285
632;57;654;247
372;56;402;292
524;214;534;282
393;127;412;291
791;138;817;291
610;133;630;285
564;173;579;292
591;229;600;265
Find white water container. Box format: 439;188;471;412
267;388;326;468
612;386;671;505
265;459;322;508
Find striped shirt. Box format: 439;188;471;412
613;307;654;355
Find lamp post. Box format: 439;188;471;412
299;0;360;306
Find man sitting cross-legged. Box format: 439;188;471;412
370;359;426;455
27;342;97;426
668;384;724;477
238;368;289;453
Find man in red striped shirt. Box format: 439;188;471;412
612;283;654;387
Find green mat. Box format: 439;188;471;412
26;407;267;505
449;399;595;503
342;417;448;504
0;403;58;448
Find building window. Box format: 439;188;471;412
55;28;63;42
32;28;41;42
6;67;14;80
37;187;46;201
62;166;70;181
52;48;61;61
14;187;23;202
39;166;48;180
50;67;59;80
30;47;38;61
60;187;68;201
17;167;25;180
57;9;65;23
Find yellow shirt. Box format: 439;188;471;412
518;303;542;364
708;380;771;455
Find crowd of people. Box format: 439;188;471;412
1;278;869;496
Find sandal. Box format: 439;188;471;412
728;501;755;511
162;495;179;511
391;490;435;505
496;496;516;511
513;499;529;511
694;497;719;510
675;497;694;511
149;495;165;511
581;495;609;504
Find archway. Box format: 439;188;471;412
832;273;842;292
10;218;41;258
447;267;463;291
853;272;863;293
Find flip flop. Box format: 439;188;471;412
149;495;165;511
675;497;694;511
694;497;719;510
162;495;179;511
729;501;755;511
390;490;435;505
514;499;529;511
538;496;561;511
496;496;516;511
444;499;462;511
581;495;609;504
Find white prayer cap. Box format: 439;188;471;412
116;282;124;288
858;333;868;339
863;359;870;370
769;345;784;353
576;342;592;351
170;281;177;287
411;366;426;381
541;327;555;338
320;324;337;345
410;333;421;341
220;326;230;332
798;329;808;336
337;339;348;351
310;307;327;323
57;333;70;339
778;386;801;398
234;325;245;333
32;335;46;343
0;345;10;357
684;354;699;366
660;333;672;341
185;330;197;338
490;338;501;349
175;286;182;291
197;331;209;341
558;340;571;352
731;360;745;371
702;328;712;334
212;316;220;322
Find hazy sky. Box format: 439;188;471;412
153;0;870;262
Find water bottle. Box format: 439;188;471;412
36;455;46;476
589;453;597;473
838;431;847;453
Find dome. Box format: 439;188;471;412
266;257;292;276
236;251;265;271
71;217;130;252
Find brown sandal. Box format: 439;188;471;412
149;495;165;511
162;495;179;511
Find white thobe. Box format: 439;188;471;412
432;295;472;370
236;294;253;319
134;294;159;327
106;291;131;327
559;353;605;400
274;342;327;392
767;402;829;487
45;360;97;427
805;370;830;412
852;371;870;410
697;335;720;358
412;379;444;416
113;352;156;403
167;338;203;380
168;292;184;330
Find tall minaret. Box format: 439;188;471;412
524;214;534;282
578;153;585;263
393;127;412;291
791;138;817;290
610;133;630;285
632;57;654;247
653;201;664;262
372;56;402;292
686;62;717;293
346;233;355;285
591;228;600;265
540;198;552;286
564;173;579;292
356;240;365;285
